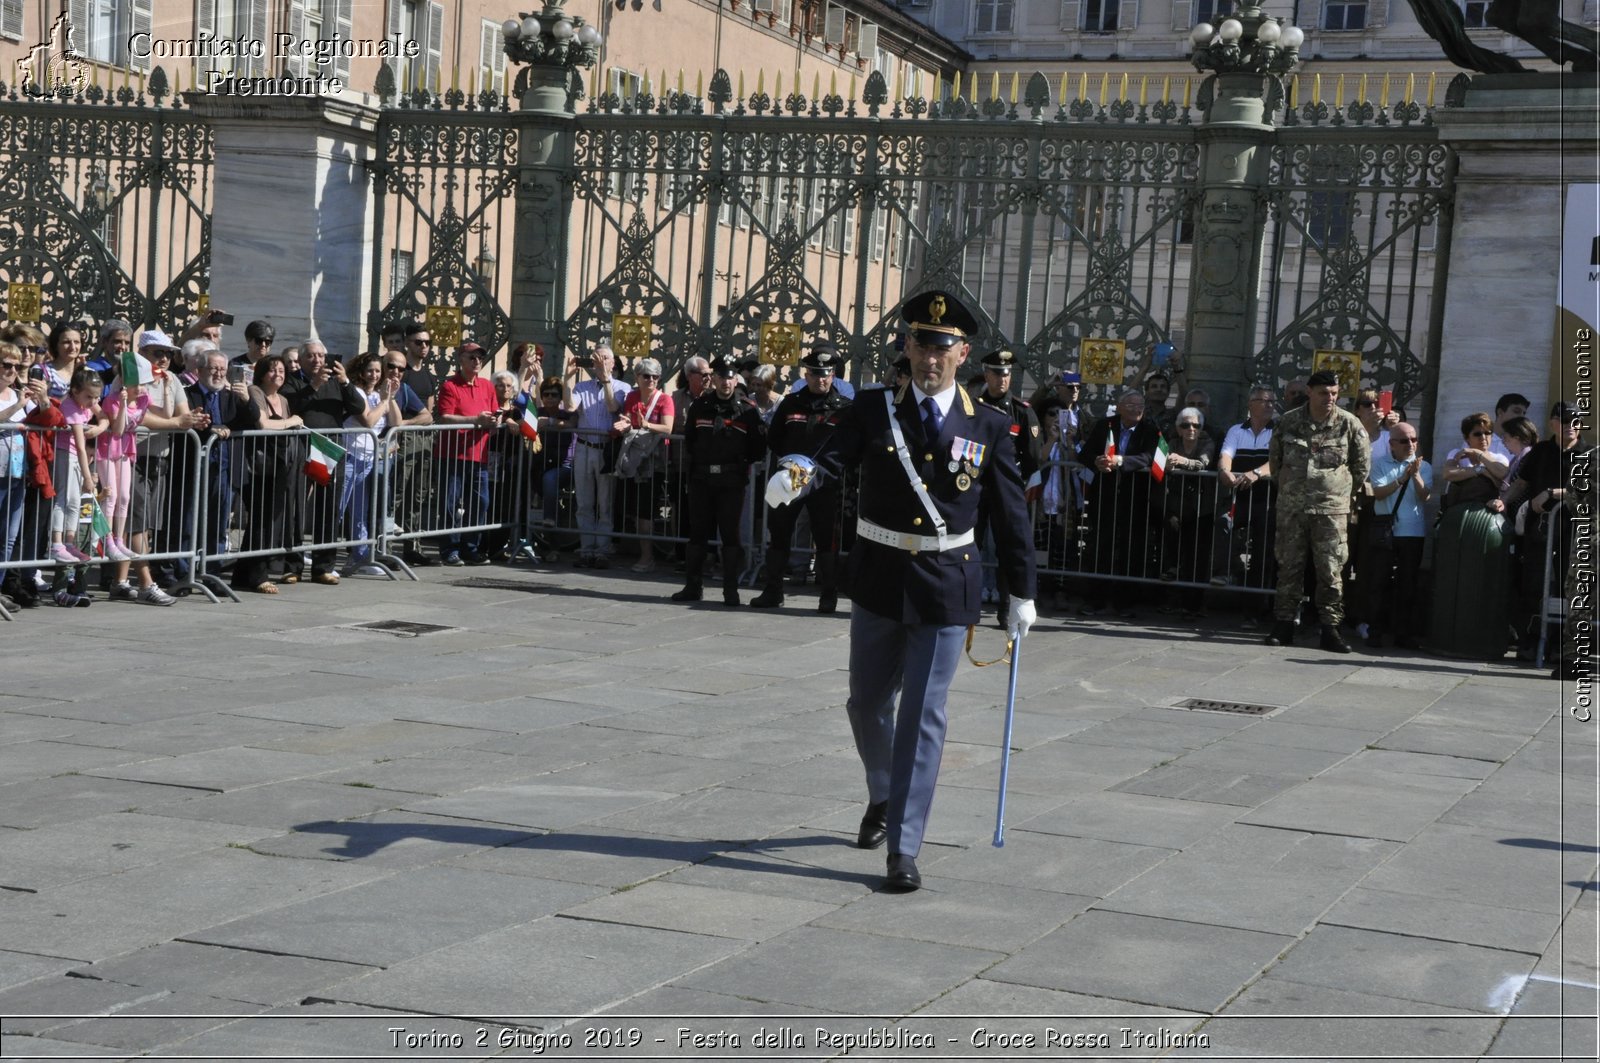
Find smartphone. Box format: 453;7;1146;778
227;364;245;385
1152;342;1173;368
28;364;45;381
209;310;234;327
1378;390;1393;417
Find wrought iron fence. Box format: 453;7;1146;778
354;67;1454;416
0;68;212;329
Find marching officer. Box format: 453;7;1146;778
974;347;1040;627
672;355;767;606
750;343;853;613
765;290;1036;893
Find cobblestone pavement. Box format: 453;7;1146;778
0;562;1594;1060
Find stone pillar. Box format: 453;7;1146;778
1432;73;1600;463
1183;72;1276;423
185;94;380;358
508;61;581;374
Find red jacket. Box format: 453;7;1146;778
22;398;64;498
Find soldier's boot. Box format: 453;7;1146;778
750;549;787;608
1264;620;1297;647
1320;624;1352;654
722;547;744;607
671;545;705;602
815;553;839;614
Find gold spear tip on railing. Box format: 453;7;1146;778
1010;70;1019;105
989;70;999;101
1379;72;1390;107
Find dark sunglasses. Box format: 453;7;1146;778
408;338;430;346
383;363;407;371
1357;399;1377;408
636;373;659;380
26;346;46;355
0;362;19;371
1469;429;1493;437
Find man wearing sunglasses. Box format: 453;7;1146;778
767;290;1035;893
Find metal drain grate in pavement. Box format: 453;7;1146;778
351;620;454;637
1174;697;1279;716
451;577;542;592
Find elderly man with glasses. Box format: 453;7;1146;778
1264;370;1370;652
1362;422;1432;650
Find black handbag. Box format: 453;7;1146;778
1366;474;1410;551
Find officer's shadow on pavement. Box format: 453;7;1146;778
448;577;671;608
292;820;883;888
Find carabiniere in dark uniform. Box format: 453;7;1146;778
771;290;1036;893
750;343;853;613
671;355;767;606
974;347;1041;628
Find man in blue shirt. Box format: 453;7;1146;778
1364;421;1432;650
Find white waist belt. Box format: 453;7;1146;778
857;518;975;554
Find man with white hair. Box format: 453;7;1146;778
565;344;630;567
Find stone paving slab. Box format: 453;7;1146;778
0;774;214;831
559;880;837;941
676;925;1002;1014
80;745;348;793
403;780;678;832
1095;824;1399;935
986;910;1294;1012
186;866;605;967
131;779;423;830
1211;978;1500;1058
1013;790;1242;849
1263;924;1541;1013
11;989;270;1053
0;951;78;994
1239;766;1482;841
240;810;539;867
65;941;374;1006
0;811;273;892
330;917;747;1020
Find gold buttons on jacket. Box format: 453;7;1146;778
913;517;923;526
963;553;971;560
923;453;933;462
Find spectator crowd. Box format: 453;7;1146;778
0;314;1590;680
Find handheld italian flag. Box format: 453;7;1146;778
1105;435;1116;461
1024;469;1043;503
519;402;540;445
1151;434;1171;483
304;431;345;486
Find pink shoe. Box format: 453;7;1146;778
104;538;136;562
50;542;90;564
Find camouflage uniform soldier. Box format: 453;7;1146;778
1265;370;1371;653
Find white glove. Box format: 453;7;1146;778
1007;598;1037;639
764;455;817;509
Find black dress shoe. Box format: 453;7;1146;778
884;852;921;892
1320;624;1352;654
403;551;439;568
1264;620;1296;646
856;801;888;849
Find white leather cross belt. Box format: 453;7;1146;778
856;518;975;554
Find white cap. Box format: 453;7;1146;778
136;328;180;353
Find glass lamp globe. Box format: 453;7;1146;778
551;19;575;39
1280;25;1305;47
520;17;540;38
1257;20;1282;42
577;23;601;45
1191;22;1215;44
1218;18;1245;40
502;18;521;38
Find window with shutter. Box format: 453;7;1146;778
1170;0;1190;30
870;207;887;261
974;0;1014;32
858;20;878;57
425;1;443;93
824;4;846;44
333;0;352;79
1322;0;1365;29
193;0;216;78
1365;0;1387;26
479;19;506;94
1118;0;1139;31
286;0;307;76
1584;0;1599;25
1083;0;1119;31
1058;0;1082;30
0;0;22;39
246;0;266;76
386;0;404;83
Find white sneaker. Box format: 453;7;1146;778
104;538;136;562
109;581;138;601
138;584;176;606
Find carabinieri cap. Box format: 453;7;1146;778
900;290;979;349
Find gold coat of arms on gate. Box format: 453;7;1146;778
1079;337;1126;387
425;306;463;349
6;282;41;323
1312;349;1362;398
759;322;802;366
611;314;651;361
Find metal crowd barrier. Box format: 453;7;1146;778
0;424;210;619
1029;459;1276;597
193;426;387;600
1536;501;1570;670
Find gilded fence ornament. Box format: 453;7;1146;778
425;306;464;349
759;322;802;366
1079;338;1126;387
611;313;651;360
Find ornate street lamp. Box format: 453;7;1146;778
500;0;602;111
1188;5;1304;75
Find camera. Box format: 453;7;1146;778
208;310;234;327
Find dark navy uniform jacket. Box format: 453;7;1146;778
767;386;852;476
975;391;1041;479
813;383;1035;627
683;392;766;482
